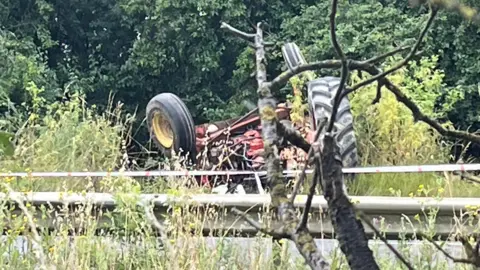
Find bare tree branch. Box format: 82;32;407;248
289;117;328;204
327;0;350;133
270;45;411;93
420;233;480;265
297;142;322;231
329;0;347;62
231;207;289;238
345;6;438;95
414;0;480;24
358;212;414;270
320;135;380;269
277;120;311;153
365;67;480;144
222;21;330;270
269;60;345;92
220;22;255;42
371;81;384;104
363;46;411;65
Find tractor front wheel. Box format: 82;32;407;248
146;93;197;162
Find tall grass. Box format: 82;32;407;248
0;85;135;192
0;179;476;269
346;55;480;197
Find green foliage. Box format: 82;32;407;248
280;1;424;75
349;55;461;166
438;10;480;150
287;75;309;125
116;0;316;123
0;132;14;157
0;29;59;132
346;55;475;197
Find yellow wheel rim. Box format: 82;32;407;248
152;111;174;148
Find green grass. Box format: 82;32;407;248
348;173;480;197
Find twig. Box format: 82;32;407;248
327;0;349;133
298;168;318;231
420;233;478;265
269;60;347;92
329;0;346;62
277;120;311;153
143;202;172;251
220;22;255;42
358;212;414;270
269;52;419;95
413;0;480;25
2;184;53;270
344;7;438;96
297;143;323;231
231;207;288;238
372;81;384;104
374;71;480;144
362;46;411;65
289;117;328;204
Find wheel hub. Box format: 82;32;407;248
152;112;174;148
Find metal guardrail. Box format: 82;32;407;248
2;192;479;239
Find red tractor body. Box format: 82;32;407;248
193;105;312;173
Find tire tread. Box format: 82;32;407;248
307;76;358;169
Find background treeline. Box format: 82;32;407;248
1;0;479;160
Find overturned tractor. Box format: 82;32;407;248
146;43;358;194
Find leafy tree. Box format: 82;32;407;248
3;0;480;160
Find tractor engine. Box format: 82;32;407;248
235;130;265;170
194;119;310;193
203;129;265;170
195;118;310;179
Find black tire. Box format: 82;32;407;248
307;76;359;171
146;93;196;161
282;42;306;71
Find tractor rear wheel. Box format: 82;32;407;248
307;76;359;171
282;42;307;71
146;93;197;161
